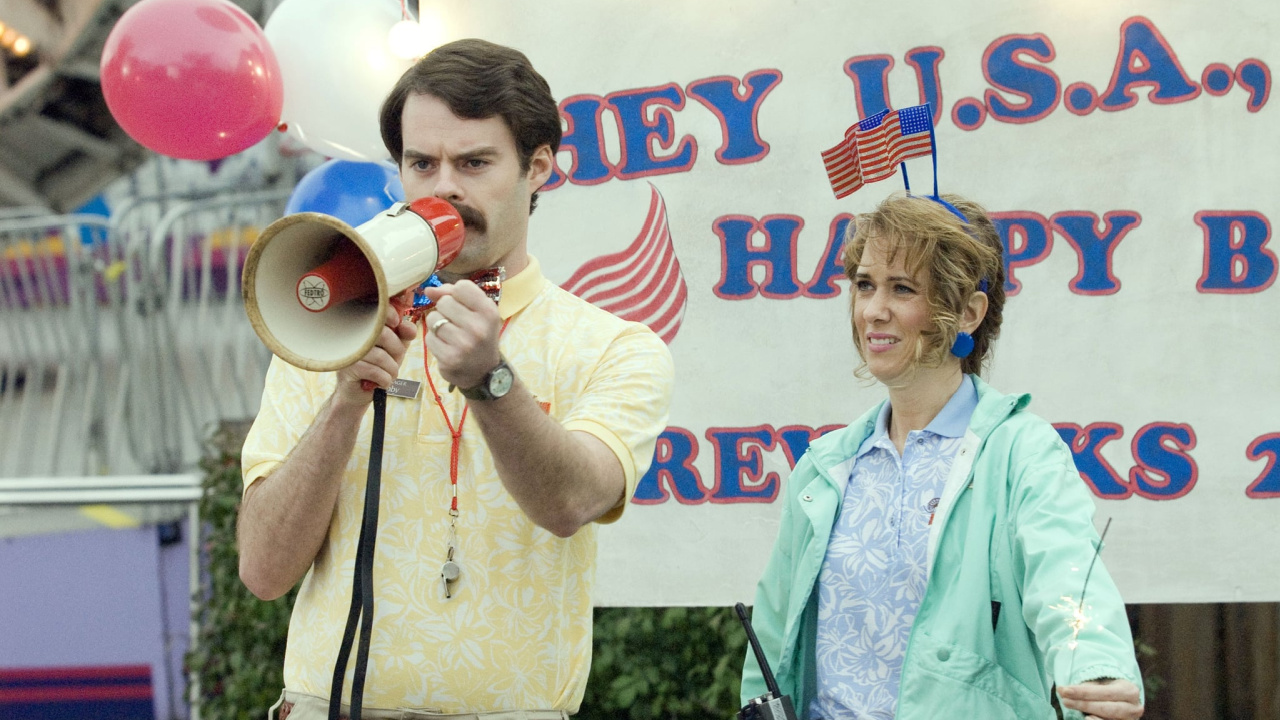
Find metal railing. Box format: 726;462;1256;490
0;212;121;476
125;189;289;473
0;189;289;478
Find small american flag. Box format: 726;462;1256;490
822;104;936;199
561;184;687;344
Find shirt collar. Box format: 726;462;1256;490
496;255;549;319
926;374;978;438
854;375;977;458
854;402;894;460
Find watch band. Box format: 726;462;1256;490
459;358;513;401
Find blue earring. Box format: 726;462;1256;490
951;331;975;359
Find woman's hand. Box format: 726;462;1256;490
1058;678;1143;720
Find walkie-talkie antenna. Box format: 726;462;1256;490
736;602;781;698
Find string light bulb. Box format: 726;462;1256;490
387;5;445;60
0;25;32;56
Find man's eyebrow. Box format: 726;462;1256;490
402;147;501;162
456;147;500;160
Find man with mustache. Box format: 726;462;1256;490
237;39;675;720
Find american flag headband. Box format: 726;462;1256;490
820;102;968;223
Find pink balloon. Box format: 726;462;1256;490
100;0;283;161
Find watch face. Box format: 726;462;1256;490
489;366;514;396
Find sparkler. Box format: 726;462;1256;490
1050;518;1112;678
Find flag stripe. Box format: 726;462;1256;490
820;104;935;198
647;281;687;333
596;263;684;339
822;133;863;198
584;236;675;310
569;219;672;305
561;185;688;345
624;255;682;319
640;280;687;345
560;193;664;294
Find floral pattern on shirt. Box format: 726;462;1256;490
811;380;976;720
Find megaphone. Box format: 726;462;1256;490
243;197;465;371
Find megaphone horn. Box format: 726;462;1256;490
243;197;465;372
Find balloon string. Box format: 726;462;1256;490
401;0;409;20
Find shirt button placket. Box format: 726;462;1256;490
893;458;905;541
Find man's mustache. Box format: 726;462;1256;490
449;202;486;233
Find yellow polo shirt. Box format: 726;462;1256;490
241;257;674;712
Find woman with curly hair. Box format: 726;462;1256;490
741;193;1143;720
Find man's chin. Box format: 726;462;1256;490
437;257;483;282
435;265;470;282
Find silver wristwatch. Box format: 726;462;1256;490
459;358;514;401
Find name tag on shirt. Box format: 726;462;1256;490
387;378;421;399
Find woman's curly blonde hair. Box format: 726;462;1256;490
842;192;1006;377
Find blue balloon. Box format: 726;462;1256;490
76;194;111;217
74;194;112;245
285;159;405;228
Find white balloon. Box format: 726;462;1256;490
265;0;414;162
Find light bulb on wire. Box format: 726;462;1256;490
387;5;446;60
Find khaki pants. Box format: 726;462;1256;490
269;690;570;720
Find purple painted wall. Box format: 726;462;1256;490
0;525;190;720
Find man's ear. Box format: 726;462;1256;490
961;290;989;334
526;144;554;189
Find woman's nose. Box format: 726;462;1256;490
862;289;890;321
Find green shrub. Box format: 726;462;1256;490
186;424;297;720
579;606;747;720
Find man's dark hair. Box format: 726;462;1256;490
380;38;562;213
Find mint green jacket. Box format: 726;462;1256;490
741;376;1142;720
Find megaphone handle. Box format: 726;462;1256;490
351;300;415;394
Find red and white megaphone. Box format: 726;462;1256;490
243;197;465;371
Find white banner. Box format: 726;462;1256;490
444;0;1278;604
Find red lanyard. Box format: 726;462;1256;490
420;317;511;514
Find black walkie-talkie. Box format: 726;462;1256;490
736;602;798;720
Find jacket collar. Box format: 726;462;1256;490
809;374;1031;478
966;374;1032;437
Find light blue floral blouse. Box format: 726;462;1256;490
810;377;978;720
